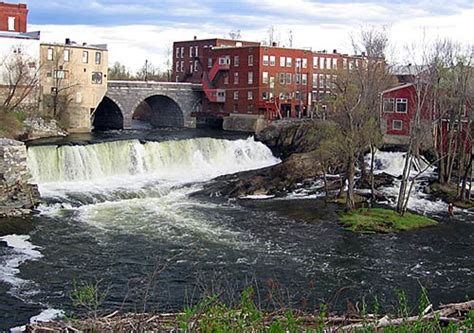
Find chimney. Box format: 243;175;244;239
65;38;71;45
83;42;87;46
272;42;277;47
194;36;197;40
333;49;337;54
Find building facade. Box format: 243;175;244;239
0;2;40;113
0;2;28;33
173;37;363;131
39;40;108;132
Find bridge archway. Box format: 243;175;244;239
92;96;124;130
132;94;184;128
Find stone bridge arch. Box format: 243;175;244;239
100;81;202;130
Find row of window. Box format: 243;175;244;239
383;98;408;113
46;48;102;65
46;70;104;84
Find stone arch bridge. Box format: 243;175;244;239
93;81;203;130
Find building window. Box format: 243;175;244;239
280;56;285;67
302;74;307;85
234;56;240;67
313;56;318;68
263;55;269;66
270;76;275;89
92;72;103;84
312;74;318;88
189;47;193;57
180;61;184;72
302;58;307;68
8;17;15;31
233;104;238;113
248;55;253;66
180;47;184;58
64;49;70;62
247;104;253;113
295;73;301;84
208;58;213;68
248;72;253;84
262;91;269;100
95;52;101;65
296;58;301;68
53;70;65;79
279;73;285;85
195;46;199;57
175;62;179;72
47;48;54;61
233;91;239;100
234;72;239;84
176;47;179;58
194;60;198;72
332;58;337;69
82;51;89;64
392;120;403;130
219;56;230;65
270;55;275;66
325;74;331;89
343;58;348;69
383;98;395;113
319;57;325;69
248;91;253;100
285;73;291;84
262;72;269;84
286;57;292;67
396;98;407;113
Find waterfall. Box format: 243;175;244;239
27;137;280;185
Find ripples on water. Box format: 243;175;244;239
0;138;473;330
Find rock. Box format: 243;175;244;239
21;117;68;140
193;151;322;198
256;119;328;158
0;139;40;218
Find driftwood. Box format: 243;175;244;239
25;300;474;332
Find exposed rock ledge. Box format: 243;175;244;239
0;138;40;218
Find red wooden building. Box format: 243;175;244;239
0;2;28;33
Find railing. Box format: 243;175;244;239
202;77;225;103
209;61;230;82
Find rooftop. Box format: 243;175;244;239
0;31;40;40
40;41;108;51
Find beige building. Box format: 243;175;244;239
39;39;108;132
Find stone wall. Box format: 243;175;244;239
0;138;40;217
223;114;268;133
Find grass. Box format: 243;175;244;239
340;208;437;233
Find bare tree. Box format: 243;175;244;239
229;29;242;40
108;61;133;80
1;45;40;114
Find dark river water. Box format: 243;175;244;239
0;129;473;330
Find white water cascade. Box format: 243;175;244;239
27;137;280;186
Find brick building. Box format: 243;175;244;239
0;2;28;33
173;37;362;131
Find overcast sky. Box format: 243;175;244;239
16;0;474;71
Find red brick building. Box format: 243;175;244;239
173;37;361;130
0;2;28;33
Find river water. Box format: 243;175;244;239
1;129;473;330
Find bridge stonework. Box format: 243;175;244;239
105;81;203;129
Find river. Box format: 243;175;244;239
1;129;473;330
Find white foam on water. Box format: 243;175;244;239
370;151;446;214
240;194;275;200
9;308;64;332
0;235;43;289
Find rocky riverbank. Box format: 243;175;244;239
0;139;40;218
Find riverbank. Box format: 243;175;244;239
24;296;474;332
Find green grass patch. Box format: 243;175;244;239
340;208;437;233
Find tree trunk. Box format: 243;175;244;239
370;145;376;202
397;152;413;215
345;156;355;212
